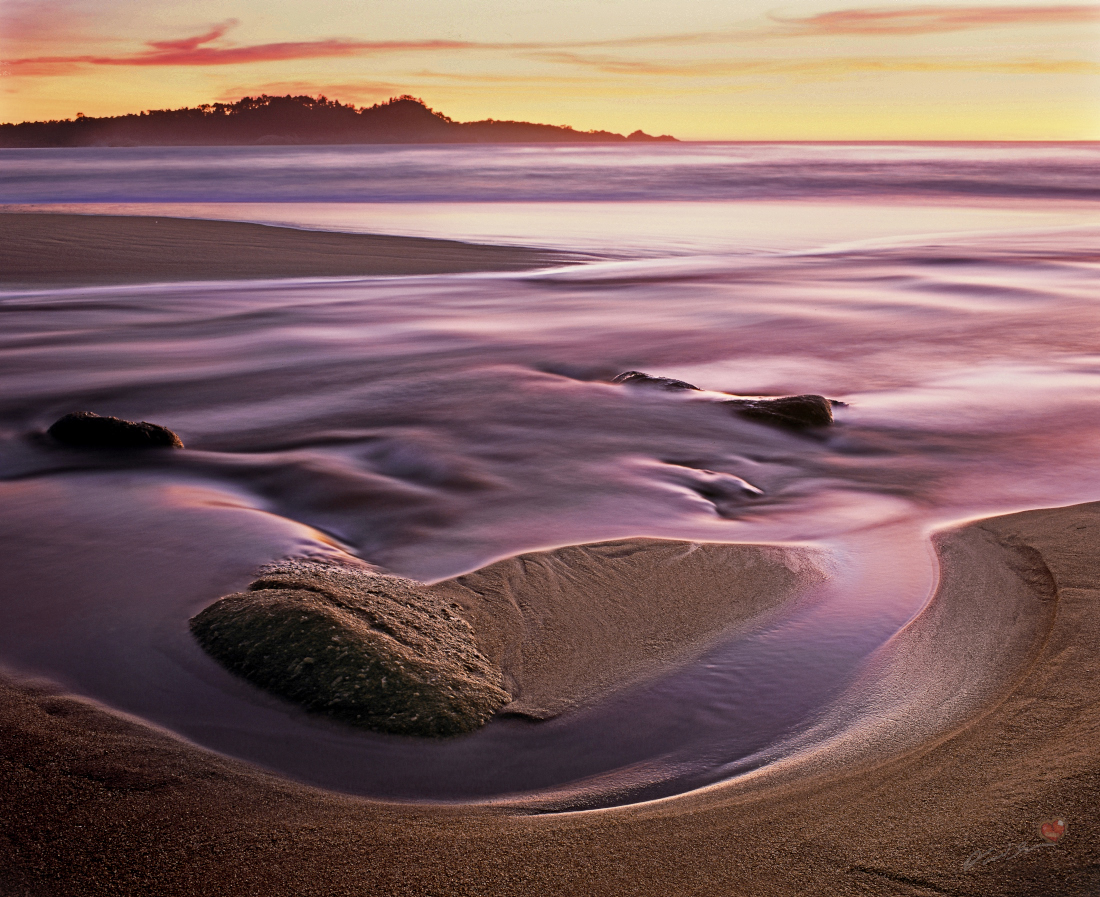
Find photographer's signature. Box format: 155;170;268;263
963;818;1066;871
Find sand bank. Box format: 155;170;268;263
434;538;816;720
187;539;817;739
0;212;576;287
3;503;1100;895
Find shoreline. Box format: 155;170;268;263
0;212;579;288
3;502;1099;894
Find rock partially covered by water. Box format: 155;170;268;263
48;411;184;449
190;560;510;737
612;370;701;391
725;394;834;429
610;371;835;429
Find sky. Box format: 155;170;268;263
2;0;1099;139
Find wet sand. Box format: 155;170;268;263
0;212;576;287
3;502;1099;895
435;538;819;721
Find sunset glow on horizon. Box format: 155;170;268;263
2;0;1099;140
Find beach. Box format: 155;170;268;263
3;142;1100;895
2;501;1098;895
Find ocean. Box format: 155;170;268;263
2;141;1100;806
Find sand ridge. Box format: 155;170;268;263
432;538;820;720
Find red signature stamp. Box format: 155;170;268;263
1039;818;1066;843
962;819;1066;871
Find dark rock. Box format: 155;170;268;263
190;559;510;738
47;411;183;449
612;370;700;391
725;394;833;429
610;370;836;429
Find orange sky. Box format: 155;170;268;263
2;1;1098;139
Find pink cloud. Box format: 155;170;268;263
7;5;1100;77
534;49;1100;77
773;4;1100;35
6;21;506;74
146;20;238;53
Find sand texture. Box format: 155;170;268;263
4;503;1100;895
431;538;819;719
0;212;575;287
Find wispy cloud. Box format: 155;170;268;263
6;21;521;75
534;50;1100;78
772;4;1100;36
7;4;1100;76
145;20;239;53
0;0;104;43
9;41;488;75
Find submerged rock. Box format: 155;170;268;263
725;394;834;429
190;559;510;737
48;411;184;449
610;371;835;429
612;370;700;391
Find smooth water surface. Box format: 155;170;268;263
2;142;1100;805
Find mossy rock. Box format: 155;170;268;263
190;560;510;737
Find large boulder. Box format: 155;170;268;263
48;411;183;449
190;560;510;738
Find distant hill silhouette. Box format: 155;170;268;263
0;95;677;147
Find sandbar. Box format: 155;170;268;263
0;212;577;287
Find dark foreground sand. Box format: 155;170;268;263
0;212;575;287
3;502;1100;895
